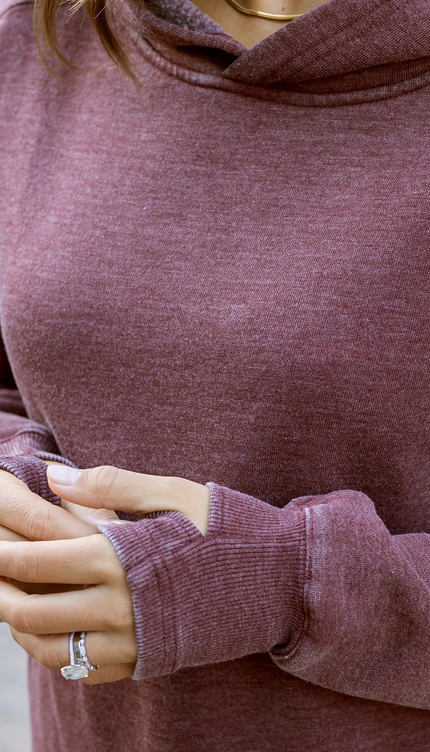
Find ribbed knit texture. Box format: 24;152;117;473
3;0;430;750
102;483;306;679
0;410;75;504
0;456;62;504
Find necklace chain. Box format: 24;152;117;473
224;0;303;21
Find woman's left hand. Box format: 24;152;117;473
0;466;210;685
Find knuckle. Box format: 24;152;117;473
20;507;52;542
115;597;135;632
99;590;134;631
9;601;34;634
100;608;118;631
106;552;128;583
91;537;117;580
34;508;56;541
19;508;40;541
88;466;121;498
14;548;39;582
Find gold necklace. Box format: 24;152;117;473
224;0;302;21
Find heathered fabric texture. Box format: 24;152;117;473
2;0;430;749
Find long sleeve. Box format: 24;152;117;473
0;333;72;502
102;482;430;711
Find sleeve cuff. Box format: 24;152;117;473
102;482;307;680
0;425;77;505
0;454;77;505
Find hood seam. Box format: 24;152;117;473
127;33;430;108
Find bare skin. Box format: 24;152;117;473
190;0;332;48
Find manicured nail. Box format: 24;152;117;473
47;465;82;486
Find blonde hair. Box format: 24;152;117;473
33;0;135;79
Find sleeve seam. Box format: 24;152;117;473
284;505;312;660
269;506;310;664
140;522;171;675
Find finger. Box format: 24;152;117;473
47;464;206;519
10;628;137;670
0;473;99;541
0;580;134;634
0;525;28;542
10;626;135;685
60;498;120;526
0;535;116;584
47;464;173;513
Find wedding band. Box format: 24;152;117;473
79;631;99;671
60;632;89;680
72;631;83;665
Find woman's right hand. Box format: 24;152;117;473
0;468;107;595
0;468;99;543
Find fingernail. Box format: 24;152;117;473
47;465;82;486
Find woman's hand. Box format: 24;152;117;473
0;468;98;543
0;466;210;684
1;534;137;684
0;467;114;595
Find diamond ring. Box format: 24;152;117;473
60;632;99;680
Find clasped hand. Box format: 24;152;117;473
0;466;210;684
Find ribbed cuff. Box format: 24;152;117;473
0;427;58;456
102;483;307;681
0;452;77;505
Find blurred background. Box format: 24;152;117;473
0;623;31;752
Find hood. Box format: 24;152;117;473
122;0;430;91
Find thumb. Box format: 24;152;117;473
46;465;147;513
46;465;211;534
46;464;176;517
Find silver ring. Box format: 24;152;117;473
60;632;89;680
79;631;99;671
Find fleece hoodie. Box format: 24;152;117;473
2;0;430;749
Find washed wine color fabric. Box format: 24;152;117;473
2;0;430;748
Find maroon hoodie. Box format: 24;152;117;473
2;0;430;749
